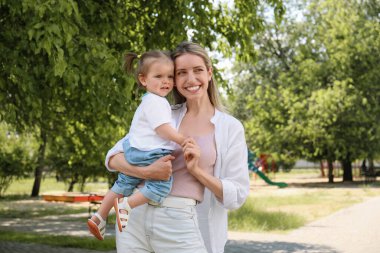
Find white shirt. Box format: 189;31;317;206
129;92;174;151
105;103;250;253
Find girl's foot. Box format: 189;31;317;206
87;213;106;240
114;197;132;232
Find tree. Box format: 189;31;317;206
231;0;380;182
1;0;284;196
0;123;37;196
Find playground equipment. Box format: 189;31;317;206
248;150;288;188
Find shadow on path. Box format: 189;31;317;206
225;240;339;253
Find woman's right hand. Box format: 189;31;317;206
145;155;175;180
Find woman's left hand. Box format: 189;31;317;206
182;137;201;175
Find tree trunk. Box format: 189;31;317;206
67;173;79;192
320;160;326;177
368;158;375;175
341;153;353;182
31;131;47;197
327;159;334;183
80;176;87;192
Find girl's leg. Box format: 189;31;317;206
88;190;123;240
90;190;122;224
127;191;149;208
114;191;149;232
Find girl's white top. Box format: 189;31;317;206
105;103;250;253
129;92;175;151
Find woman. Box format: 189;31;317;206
105;41;250;253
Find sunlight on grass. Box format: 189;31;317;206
5;177;109;195
229;183;380;232
229;198;305;232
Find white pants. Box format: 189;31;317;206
115;200;207;253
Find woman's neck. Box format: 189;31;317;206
186;98;214;117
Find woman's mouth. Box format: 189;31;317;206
185;86;201;92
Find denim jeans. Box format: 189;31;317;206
110;139;172;203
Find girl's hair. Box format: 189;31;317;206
124;50;172;87
171;41;224;110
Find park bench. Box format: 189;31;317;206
361;166;380;184
42;192;104;217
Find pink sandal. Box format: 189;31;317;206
114;197;132;232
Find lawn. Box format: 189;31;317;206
1;170;380;250
228;169;380;232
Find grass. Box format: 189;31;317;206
1;172;380;250
228;197;305;232
0;230;115;251
4;177;109;196
228;170;380;233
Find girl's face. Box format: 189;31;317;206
174;53;212;102
138;59;174;97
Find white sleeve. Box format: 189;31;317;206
219;121;250;210
142;95;172;129
104;134;129;172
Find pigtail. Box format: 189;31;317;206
124;52;139;74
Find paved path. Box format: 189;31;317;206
1;196;380;253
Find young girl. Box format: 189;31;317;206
87;50;187;240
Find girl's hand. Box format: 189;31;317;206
182;137;201;175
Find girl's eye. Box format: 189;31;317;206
156;75;162;78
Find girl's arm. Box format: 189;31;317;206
182;138;223;201
155;123;186;146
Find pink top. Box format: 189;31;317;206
170;132;216;202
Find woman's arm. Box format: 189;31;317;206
183;138;223;201
105;134;174;180
109;153;174;180
217;121;250;210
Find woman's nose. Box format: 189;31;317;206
187;71;196;84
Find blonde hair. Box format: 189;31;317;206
124;50;172;88
171;41;224;110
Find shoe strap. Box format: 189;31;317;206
94;212;106;225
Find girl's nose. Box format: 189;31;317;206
163;77;170;84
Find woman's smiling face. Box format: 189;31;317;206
174;53;212;102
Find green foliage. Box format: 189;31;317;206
0;123;37;195
231;0;380;180
0;0;284;195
